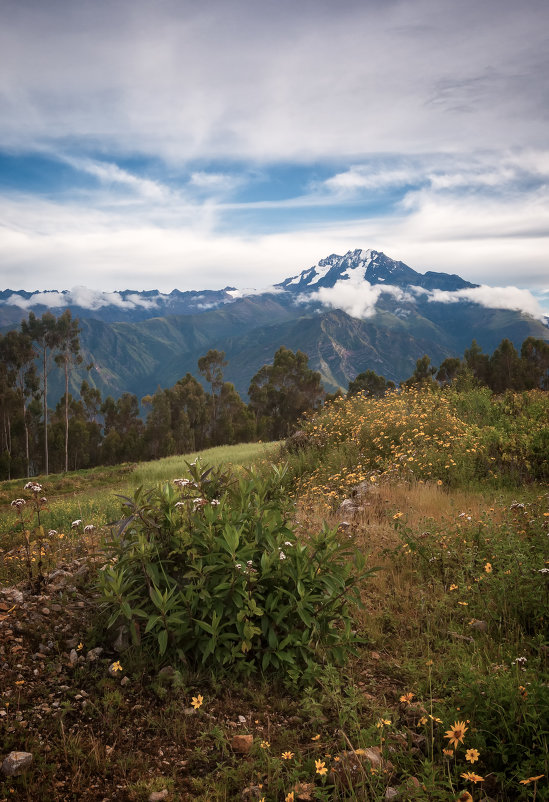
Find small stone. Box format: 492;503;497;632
370;651;381;660
1;588;24;605
231;734;254;754
113;625;130;653
86;647;103;662
69;649;79;666
157;665;175;680
2;751;33;777
148;791;168;802
470;619;488;632
41;607;50;615
120;676;130;687
241;786;264;801
238;715;247;723
385;788;399;800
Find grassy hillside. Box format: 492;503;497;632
0;390;547;800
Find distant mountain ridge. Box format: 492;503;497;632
1;249;547;400
277;249;477;293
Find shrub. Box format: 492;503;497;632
98;462;375;683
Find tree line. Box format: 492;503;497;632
0;311;325;479
348;337;549;397
1;309;547;481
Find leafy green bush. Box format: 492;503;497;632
98;462;375;683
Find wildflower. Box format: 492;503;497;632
418;717;428;726
425;659;433;666
173;478;192;487
260;740;270;749
285;793;295;802
84;524;95;534
315;759;328;776
519;775;545;785
399;692;414;704
279;550;286;560
281;751;294;760
376;718;391;727
77;642;83;651
311;734;321;741
110;660;123;673
71;519;82;529
449;584;458;591
210;499;220;506
191;694;203;709
444;721;468;748
460;772;484;783
484;562;492;573
443;748;455;756
465;748;480;763
48;530;58;537
437;479;443;486
393;512;403;519
11;499;26;509
458;601;468;606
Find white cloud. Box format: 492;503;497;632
426;285;545;319
1;286;165;311
1;0;548;161
303;276;412;319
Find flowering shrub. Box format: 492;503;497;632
98;462;375;682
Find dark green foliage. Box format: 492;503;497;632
347;369;395;397
248;346;325;439
98;463;374;683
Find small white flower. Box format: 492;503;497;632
84;524;95;534
538;568;549;574
210;499;220;506
175;501;186;508
71;519;83;529
279;551;286;561
11;498;26;508
284;541;293;546
48;529;58;537
173;478;192;487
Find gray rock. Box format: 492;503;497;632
113;625;130;653
86;647;104;662
2;751;33;777
148;791;168;802
69;649;79;666
385;789;399;801
1;588;24;605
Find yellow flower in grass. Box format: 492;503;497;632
449;584;458;591
519;775;545;785
444;721;468;748
281;751;294;760
460;772;484;783
285;793;295;802
484;562;492;573
260;740;270;749
443;748;455;757
191;694;203;709
399;692;414;704
465;748;480;763
376;718;391;728
315;759;328;776
311;734;321;741
418;717;428;726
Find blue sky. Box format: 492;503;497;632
0;0;548;314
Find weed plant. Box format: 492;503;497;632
98;461;376;683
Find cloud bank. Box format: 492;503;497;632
303;279;546;321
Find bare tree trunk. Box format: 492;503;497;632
43;347;48;476
64;358;69;473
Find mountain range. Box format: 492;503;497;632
2;249;548;400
